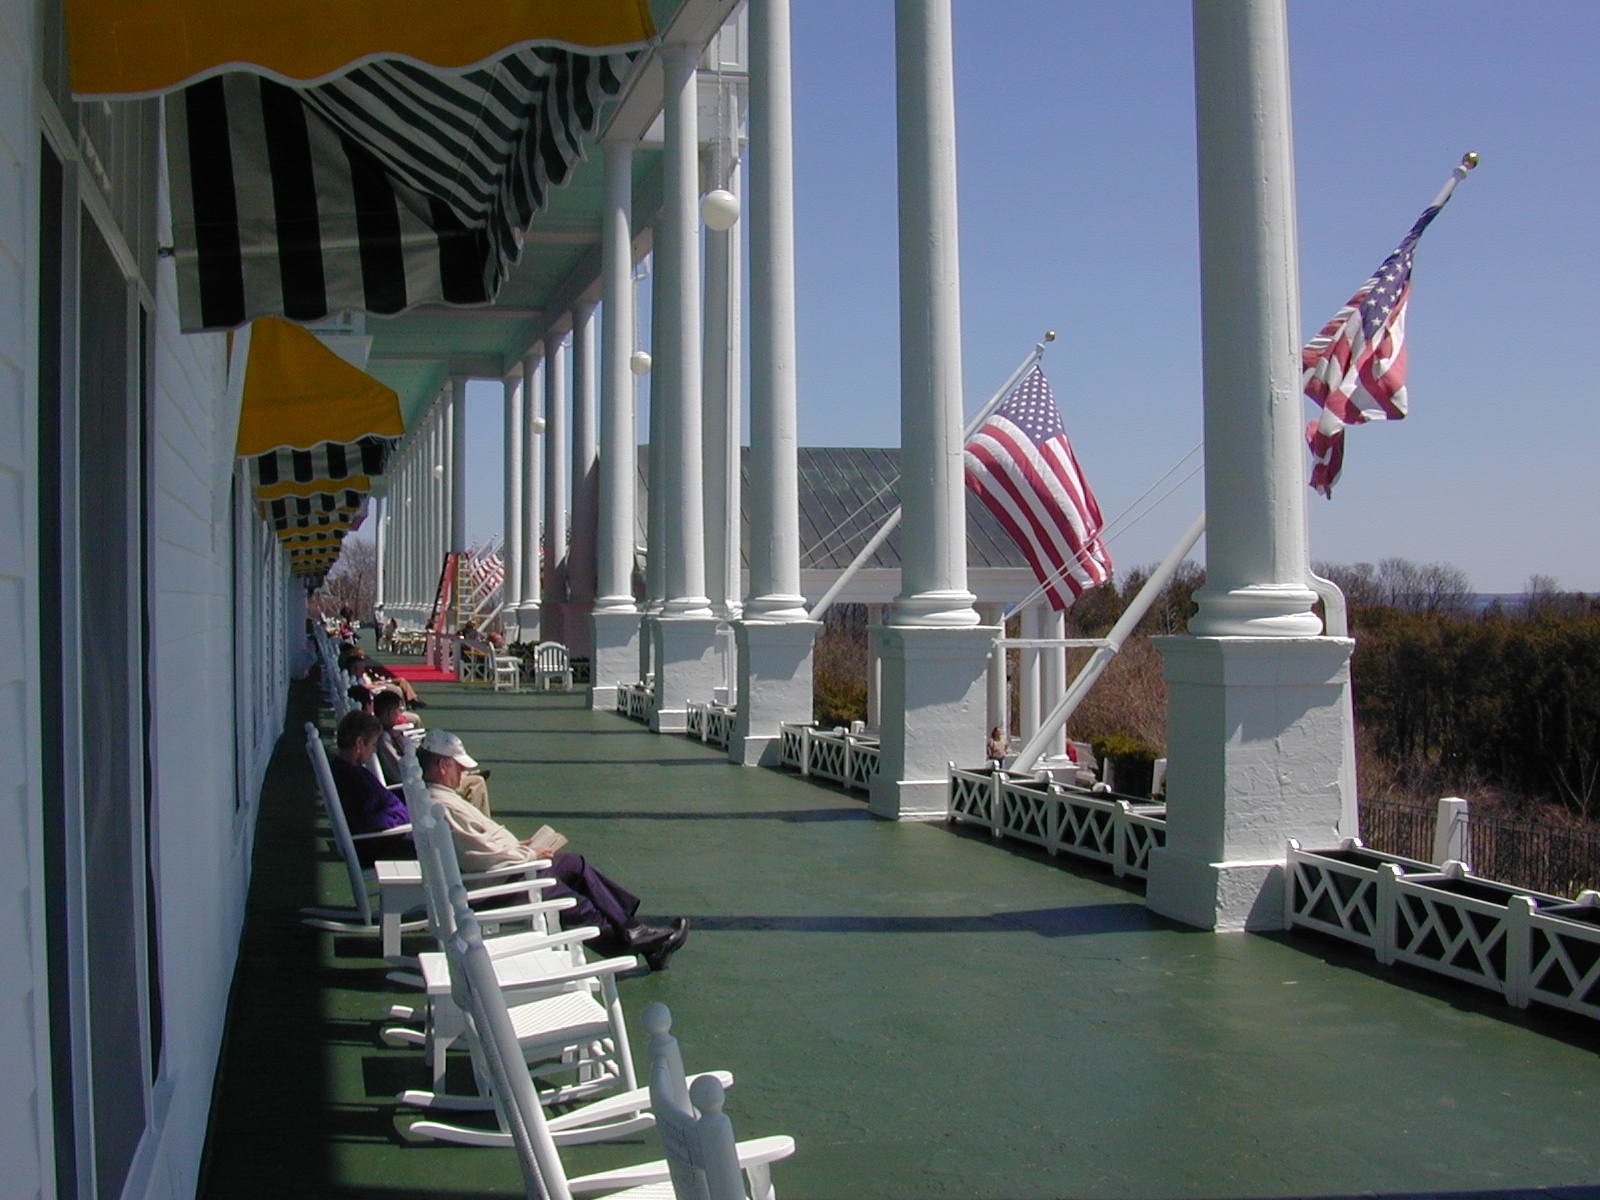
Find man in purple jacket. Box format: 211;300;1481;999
328;710;413;866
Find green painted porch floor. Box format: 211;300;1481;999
201;673;1600;1200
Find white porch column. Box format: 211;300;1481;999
979;603;1007;741
649;40;721;733
1148;0;1355;932
542;334;570;646
373;494;387;622
428;403;445;622
701;155;741;625
732;0;819;764
567;302;599;658
641;249;665;686
871;0;994;818
502;373;524;633
591;140;641;708
516;350;544;639
866;604;883;729
1018;604;1042;742
449;375;468;555
1040;606;1067;760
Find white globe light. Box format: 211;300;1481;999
701;188;739;231
432;464;445;479
531;416;547;434
630;349;653;376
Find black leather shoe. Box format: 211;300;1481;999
624;922;673;948
643;918;690;972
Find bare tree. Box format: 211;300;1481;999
313;539;377;620
1376;556;1471;615
1312;560;1384;610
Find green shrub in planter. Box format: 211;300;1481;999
1091;733;1160;797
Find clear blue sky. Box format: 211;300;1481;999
454;0;1600;595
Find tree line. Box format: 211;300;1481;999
1063;557;1600;821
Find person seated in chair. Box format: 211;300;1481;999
328;711;414;866
344;649;427;708
371;690;491;816
417;728;690;971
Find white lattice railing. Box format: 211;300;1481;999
776;724;879;795
1286;839;1600;1019
617;681;653;724
685;701;736;750
948;766;1167;880
779;724;805;770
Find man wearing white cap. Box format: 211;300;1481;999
417;728;690;971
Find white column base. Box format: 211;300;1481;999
511;601;542;644
1146;634;1356;931
867;624;997;820
1144;854;1284;932
589;608;641;710
731;619;820;766
649;614;723;733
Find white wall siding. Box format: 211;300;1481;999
0;3;49;1199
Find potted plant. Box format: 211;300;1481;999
1091;733;1160;798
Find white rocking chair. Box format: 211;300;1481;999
534;641;574;691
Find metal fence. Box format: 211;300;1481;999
1358;797;1600;899
1469;812;1600;898
1356;798;1434;863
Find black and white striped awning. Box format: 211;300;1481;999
167;46;633;331
250;435;392;490
261;491;370;530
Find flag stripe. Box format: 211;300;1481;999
962;366;1112;612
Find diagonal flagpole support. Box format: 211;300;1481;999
1010;510;1207;775
808;333;1056;624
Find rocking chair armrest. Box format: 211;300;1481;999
462;877;557;903
351;824;412;841
545;1070;735;1134
499;953;640;998
461;859;551;883
569;1140;792;1194
474;897;579;935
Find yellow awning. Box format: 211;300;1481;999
236;318;402;457
68;0;655;96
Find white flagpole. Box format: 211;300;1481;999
808;333;1055;623
1010;510;1206;775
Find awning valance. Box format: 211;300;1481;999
66;0;654;96
166;46;632;330
236;318;402;456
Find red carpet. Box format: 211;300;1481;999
385;664;456;683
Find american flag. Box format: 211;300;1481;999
1303;162;1471;497
469;550;505;594
964;366;1112;611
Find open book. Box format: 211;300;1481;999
530;825;568;854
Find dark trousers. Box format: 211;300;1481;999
542;851;641;941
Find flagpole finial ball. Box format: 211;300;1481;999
1461;151;1479;169
1044;330;1057;342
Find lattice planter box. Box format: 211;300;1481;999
947;767;996;831
775;725;877;794
1287;840;1600;1020
1286;840;1438;951
778;723;806;770
946;767;1166;881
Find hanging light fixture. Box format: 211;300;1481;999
700;42;739;231
630;350;653;376
701;188;739;231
